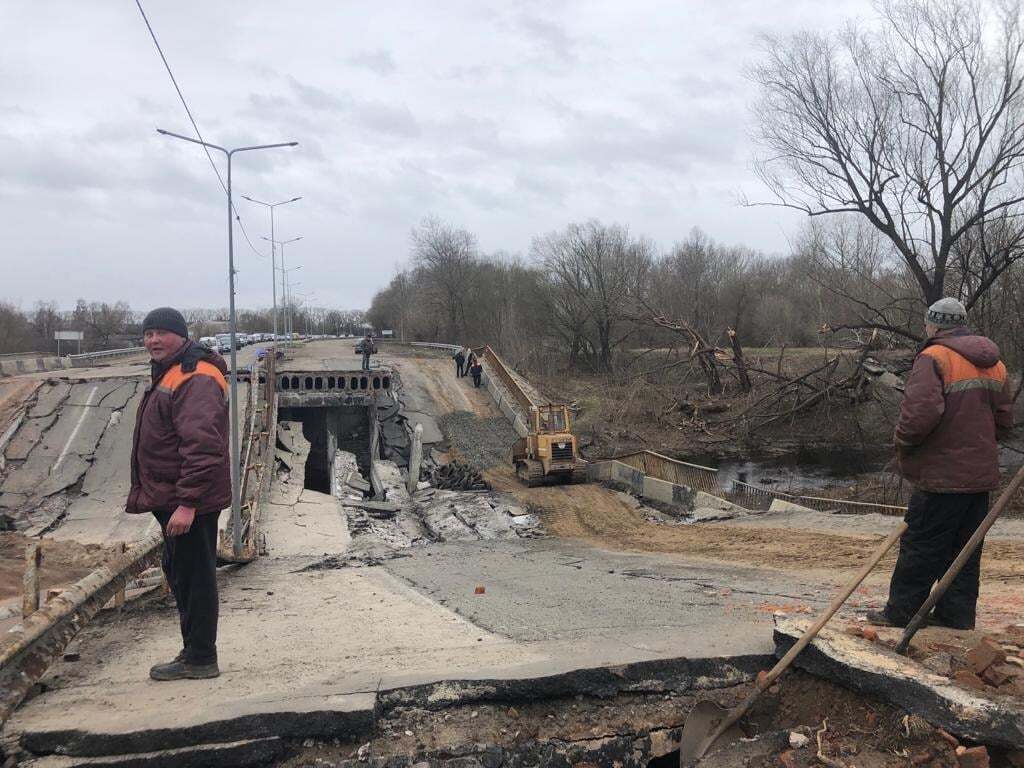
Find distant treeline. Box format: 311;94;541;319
367;217;1024;373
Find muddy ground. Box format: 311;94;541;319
277;671;982;768
0;531;112;601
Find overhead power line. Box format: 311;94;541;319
134;0;267;260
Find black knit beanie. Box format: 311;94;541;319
142;307;188;339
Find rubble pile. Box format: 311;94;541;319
430;460;490;491
944;633;1024;698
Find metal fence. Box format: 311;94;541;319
612;450;721;494
726;479;908;516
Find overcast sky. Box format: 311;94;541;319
1;0;872;313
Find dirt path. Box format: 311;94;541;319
485;465;1024;587
0;532;113;601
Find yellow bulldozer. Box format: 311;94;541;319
512;404;588;486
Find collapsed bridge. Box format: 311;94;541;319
0;340;1021;767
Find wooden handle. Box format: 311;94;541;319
896;462;1024;654
698;520;908;756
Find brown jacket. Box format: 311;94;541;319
895;328;1013;493
126;341;231;515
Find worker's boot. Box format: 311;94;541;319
864;609;905;627
149;657;220;681
864;609;931;629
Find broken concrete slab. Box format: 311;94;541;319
24;736;286;768
773;616;1024;748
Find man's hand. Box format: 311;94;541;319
166;505;196;536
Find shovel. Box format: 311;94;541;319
895;461;1024;654
679;520;908;765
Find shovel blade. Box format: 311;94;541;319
678;700;744;766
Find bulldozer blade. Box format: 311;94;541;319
678;700;743;766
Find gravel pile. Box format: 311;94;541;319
438;410;517;470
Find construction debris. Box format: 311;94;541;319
774;616;1024;748
430;460;490;491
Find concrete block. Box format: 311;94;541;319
694;491;744;513
642;474;676;506
587;461;611;482
768;498;818;514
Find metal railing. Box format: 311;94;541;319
613;450;720;494
68;347;146;366
221;353;277;561
726;479;908;516
478;345;538;418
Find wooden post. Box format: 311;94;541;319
22;543;41;618
727;328;751;393
407;423;424;495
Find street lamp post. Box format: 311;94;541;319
280;266;302;339
157;128;297;559
262;236;302;340
242;195;301;341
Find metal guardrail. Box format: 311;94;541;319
727;479;908;516
0;352;45;360
478;345;537;418
613;450;720;494
0;531;163;725
68;347;146;366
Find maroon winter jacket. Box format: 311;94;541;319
126;341;231;515
895;328;1013;493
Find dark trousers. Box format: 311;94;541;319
455;360;464;377
472;373;481;387
885;490;988;629
154;510;221;664
362;353;371;371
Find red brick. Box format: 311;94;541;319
778;749;798;768
861;627;879;642
952;670;988;691
981;664;1014;687
937;729;960;747
956;745;989;768
966;638;1006;674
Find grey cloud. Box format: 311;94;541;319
516;14;575;62
286;77;419;139
287;77;351;112
346;49;396;76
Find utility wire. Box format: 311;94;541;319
134;0;267;260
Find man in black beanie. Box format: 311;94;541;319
127;307;231;680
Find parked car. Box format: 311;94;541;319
215;333;241;351
199;336;218;350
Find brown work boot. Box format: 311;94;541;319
149;658;220;681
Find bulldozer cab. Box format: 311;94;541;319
534;404;570;434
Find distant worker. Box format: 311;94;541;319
126;307;230;680
361;333;374;371
867;298;1012;631
464;349;477;379
470;358;483;388
453;347;466;377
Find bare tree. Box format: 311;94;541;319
533;221;653;371
411;217;477;342
751;0;1024;311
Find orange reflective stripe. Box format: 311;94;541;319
921;346;1006;393
158;361;228;394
